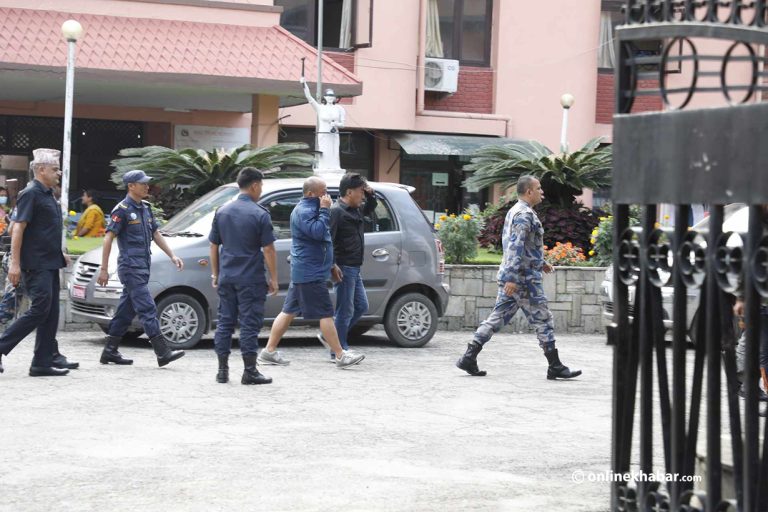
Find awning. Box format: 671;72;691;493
0;7;362;110
392;133;526;158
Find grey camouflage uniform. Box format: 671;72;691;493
473;199;556;349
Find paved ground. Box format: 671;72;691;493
1;328;613;512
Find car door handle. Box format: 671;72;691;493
372;248;389;257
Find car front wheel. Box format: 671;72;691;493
156;293;206;349
384;292;438;348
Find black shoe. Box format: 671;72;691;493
544;348;582;380
100;335;134;365
29;366;69;377
241;355;272;385
737;383;768;402
216;354;229;384
149;335;185;367
52;353;79;370
456;342;487;376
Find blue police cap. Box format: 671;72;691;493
123;170;152;184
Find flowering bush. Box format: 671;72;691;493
544;242;587;267
435;211;483;264
589;207;641;266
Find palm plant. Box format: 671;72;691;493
110;143;314;195
462;137;612;207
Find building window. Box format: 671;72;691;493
426;0;492;66
276;0;354;49
598;1;669;72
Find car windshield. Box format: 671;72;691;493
161;186;239;235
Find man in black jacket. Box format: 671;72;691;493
322;173;377;356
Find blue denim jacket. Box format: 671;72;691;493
290;197;333;283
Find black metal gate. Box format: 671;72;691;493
610;2;768;510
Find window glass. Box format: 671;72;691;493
276;0;313;43
365;196;397;233
460;0;488;63
161;186;239;235
437;0;456;60
262;193;303;239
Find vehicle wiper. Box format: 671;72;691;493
162;231;204;237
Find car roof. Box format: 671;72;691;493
222;176;415;195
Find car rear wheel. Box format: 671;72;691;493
384;292;438;348
156;293;206;349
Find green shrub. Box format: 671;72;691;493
435;211;484;264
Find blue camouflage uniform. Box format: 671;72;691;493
105;195;162;339
473;199;556;350
209;194;276;356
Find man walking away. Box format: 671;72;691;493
456;176;582;380
209;167;278;385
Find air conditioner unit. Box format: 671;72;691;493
424;57;459;93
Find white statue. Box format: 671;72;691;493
301;76;345;172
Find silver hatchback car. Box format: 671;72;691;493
69;176;450;349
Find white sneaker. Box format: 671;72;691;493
336;350;365;369
257;349;290;366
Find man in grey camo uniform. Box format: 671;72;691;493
456;176;582;380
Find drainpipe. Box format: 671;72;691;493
416;0;512;137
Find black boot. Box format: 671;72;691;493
241;354;272;385
149;335;185;367
545;348;582;380
456;342;487;376
216;354;229;383
51;339;79;369
0;353;4;373
100;335;134;365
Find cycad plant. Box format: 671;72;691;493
110;143;314;195
462;138;612;207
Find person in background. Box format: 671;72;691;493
76;189;105;237
0;187;9;232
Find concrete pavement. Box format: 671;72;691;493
1;328;613;511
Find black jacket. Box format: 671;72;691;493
330;192;378;267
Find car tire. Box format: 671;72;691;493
384;292;438;348
156;293;206;349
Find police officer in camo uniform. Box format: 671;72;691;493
456;175;582;380
96;170;185;367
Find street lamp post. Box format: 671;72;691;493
60;19;83;248
559;93;575;154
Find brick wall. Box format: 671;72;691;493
326;51;355;105
326;51;355;73
596;70;663;124
424;66;494;114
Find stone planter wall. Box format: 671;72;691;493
439;265;608;334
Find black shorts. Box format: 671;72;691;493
281;281;334;320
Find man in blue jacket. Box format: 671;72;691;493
259;176;365;369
